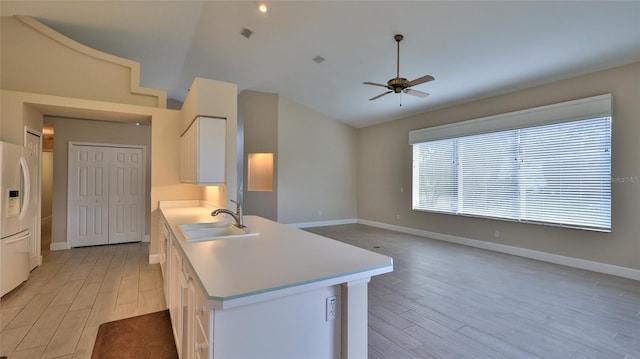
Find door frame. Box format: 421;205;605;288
66;141;147;248
24;126;42;267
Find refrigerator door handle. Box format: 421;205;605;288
3;230;30;244
19;156;30;219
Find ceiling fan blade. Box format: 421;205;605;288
404;88;430;98
407;75;435;87
363;81;390;89
369;91;393;101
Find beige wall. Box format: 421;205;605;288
45;117;153;244
202;186;226;208
358;62;640;270
239;90;279;220
0;91;44;144
240;91;358;224
1;16;165;108
278;96;358;224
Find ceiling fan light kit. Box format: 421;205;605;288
364;34;434;102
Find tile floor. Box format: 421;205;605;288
308;224;640;359
0;242;164;359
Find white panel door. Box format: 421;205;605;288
108;148;143;244
67;146;110;247
24;131;41;269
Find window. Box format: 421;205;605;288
410;94;612;232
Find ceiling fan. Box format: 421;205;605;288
364;34;435;101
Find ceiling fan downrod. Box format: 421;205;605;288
395;34;403;79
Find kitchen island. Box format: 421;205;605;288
159;201;393;359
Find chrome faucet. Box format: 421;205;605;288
211;200;245;228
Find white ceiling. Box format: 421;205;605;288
2;1;639;128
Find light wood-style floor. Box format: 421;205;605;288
0;242;165;359
307;224;640;359
2;224;639;358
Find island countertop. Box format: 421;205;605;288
159;201;393;309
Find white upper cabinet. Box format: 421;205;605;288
180;116;226;185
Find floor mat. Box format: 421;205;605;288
91;310;178;359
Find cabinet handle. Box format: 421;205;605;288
195;343;205;352
195;306;204;315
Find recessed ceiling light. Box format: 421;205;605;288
258;3;267;13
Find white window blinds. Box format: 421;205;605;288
412;139;457;213
410;94;612;232
458;131;519;219
518;118;611;230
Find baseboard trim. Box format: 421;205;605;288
50;242;68;251
288;218;358;229
149;254;162;264
358;219;640;281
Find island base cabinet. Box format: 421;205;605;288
159;205;391;359
211;286;341;359
193;275;211;359
160;219;170;306
168;238;184;357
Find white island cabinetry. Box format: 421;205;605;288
192;275;210;359
159;201;393;359
163;220;210;359
180;116;226;185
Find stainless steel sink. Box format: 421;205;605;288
178;222;259;242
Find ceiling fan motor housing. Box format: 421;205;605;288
388;77;409;92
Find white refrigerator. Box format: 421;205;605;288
0;141;32;297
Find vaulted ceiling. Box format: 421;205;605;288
2;1;639;127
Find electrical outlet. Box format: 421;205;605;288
326;296;337;321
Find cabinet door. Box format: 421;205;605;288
180;116;226;185
193;280;211;358
194;316;210;359
169;238;183;355
180;122;196;183
183;265;196;359
179;128;187;183
196;117;226;184
160;218;169;299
